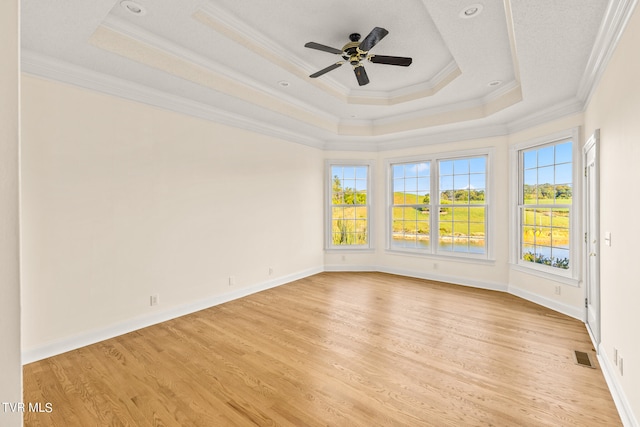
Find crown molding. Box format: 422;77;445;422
577;0;639;105
21;50;326;150
324;123;509;152
507;98;584;134
22;50;590;154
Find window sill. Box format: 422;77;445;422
325;248;375;254
510;263;580;287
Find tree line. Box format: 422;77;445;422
524;184;572;200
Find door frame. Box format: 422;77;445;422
583;129;600;348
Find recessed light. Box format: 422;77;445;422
278;80;290;88
460;4;483;19
488;80;502;87
120;1;146;16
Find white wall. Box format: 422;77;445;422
585;4;640;424
20;75;324;358
0;0;22;425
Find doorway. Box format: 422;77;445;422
583;129;600;347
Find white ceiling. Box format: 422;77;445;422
21;0;619;150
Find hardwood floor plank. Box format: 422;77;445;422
23;272;621;426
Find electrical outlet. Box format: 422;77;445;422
614;348;618;365
433;263;439;270
268;267;274;276
150;294;159;306
619;357;624;376
228;276;236;286
554;285;561;295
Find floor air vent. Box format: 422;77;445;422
573;350;595;368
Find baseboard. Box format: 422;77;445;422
21;266;323;364
323;264;377;272
508;284;583;320
375;265;508;292
598;344;639;427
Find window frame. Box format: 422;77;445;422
386;148;494;261
509;128;581;285
325;159;374;251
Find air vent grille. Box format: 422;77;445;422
573;350;595;368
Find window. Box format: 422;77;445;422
327;163;371;249
391;162;431;250
389;152;489;258
518;139;573;271
438;157;487;255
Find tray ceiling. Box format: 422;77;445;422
21;0;620;149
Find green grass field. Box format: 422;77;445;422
392;193;486;237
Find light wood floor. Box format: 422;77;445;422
23;272;621;426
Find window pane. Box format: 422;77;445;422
538;166;554;186
355;166;367;180
538;146;554;167
440;175;453;191
551;208;570;227
392;164;404;178
552;228;569;249
470;174;485;190
470;157;486;173
454;159;470;174
454;174;469;191
524;151;537;169
555;142;572;164
417;177;429;192
555;163;572;185
440;160;453;175
453;207;470;222
343;167;356;179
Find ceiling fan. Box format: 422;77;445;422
304;27;412;86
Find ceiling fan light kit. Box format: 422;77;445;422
305;27;412;86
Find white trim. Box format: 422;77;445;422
577;0;639;106
507;99;584;135
509;263;580;287
21;266;323;364
377;266;508;292
597;344;640;427
508;284;583;320
323;264;377;272
583;129;601;342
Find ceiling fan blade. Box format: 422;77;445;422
309;62;343;78
354;65;370;86
304;42;343;55
369;55;413;66
358;27;389;52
